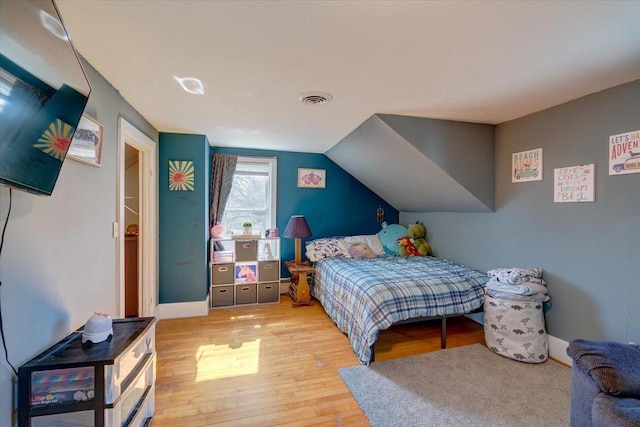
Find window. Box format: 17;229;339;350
222;156;277;235
0;69;16;113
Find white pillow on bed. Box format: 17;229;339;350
305;238;351;262
343;234;385;255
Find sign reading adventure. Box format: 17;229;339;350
609;130;640;175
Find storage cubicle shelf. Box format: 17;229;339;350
210;237;280;308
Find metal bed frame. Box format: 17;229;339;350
367;306;484;364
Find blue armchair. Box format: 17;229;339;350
567;339;640;427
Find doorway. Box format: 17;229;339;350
124;144;140;317
117;118;157;318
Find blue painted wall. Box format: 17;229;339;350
159;133;210;303
211;147;399;275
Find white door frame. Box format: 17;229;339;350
117;118;157;318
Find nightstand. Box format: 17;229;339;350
285;261;315;307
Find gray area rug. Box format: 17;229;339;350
339;344;571;427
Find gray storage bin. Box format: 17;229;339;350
235;284;257;305
211;263;234;285
211;286;234;307
235;240;257;262
258;282;279;303
258;261;279;282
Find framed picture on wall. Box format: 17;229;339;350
609;129;640;175
67;114;103;167
168;160;195;191
554;164;595;203
297;168;326;188
512;148;543;183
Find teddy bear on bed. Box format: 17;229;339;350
397;222;432;256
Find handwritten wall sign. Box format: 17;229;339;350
609;129;640;175
554;164;595;203
512;148;543;183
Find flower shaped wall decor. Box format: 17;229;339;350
169;160;195;191
34;119;75;161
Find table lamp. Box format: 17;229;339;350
283;215;312;265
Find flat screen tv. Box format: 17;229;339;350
0;0;91;196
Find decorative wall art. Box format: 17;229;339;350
297;168;326;188
512;148;543;183
168;160;195;191
609;129;640;175
34;118;75;161
554;164;595;203
376;205;385;223
68;114;103;167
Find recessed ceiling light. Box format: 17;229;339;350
174;76;204;95
40;10;68;41
297;91;333;105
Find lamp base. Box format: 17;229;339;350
294;237;302;265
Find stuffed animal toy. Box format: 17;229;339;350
408;222;426;239
414;238;431;255
377;222;409;254
400;221;432;256
348;242;377;259
397;236;420;256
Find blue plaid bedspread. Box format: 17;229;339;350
312;255;487;364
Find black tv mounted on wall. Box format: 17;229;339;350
0;0;91;196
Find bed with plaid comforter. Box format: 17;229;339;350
312;255;487;364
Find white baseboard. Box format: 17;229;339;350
548;334;571;366
279;279;291;294
157;297;209;319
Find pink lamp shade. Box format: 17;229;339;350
283;215;312;239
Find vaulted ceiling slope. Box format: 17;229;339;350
326;115;495;213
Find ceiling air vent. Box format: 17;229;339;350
298;91;333;106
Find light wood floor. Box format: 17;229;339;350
152;295;485;426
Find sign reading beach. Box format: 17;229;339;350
512;148;543;183
609;130;640;175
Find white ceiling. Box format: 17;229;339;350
56;0;640;154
